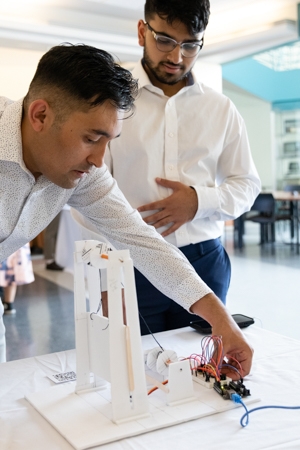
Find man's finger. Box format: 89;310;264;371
161;222;182;237
138;199;165;212
155;177;179;189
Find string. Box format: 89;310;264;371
139;312;164;351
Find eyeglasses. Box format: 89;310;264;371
145;22;204;58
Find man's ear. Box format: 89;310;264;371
27;99;53;132
137;20;146;47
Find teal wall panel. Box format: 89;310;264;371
222;41;300;110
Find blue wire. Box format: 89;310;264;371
231;393;300;427
231;394;250;426
240;405;300;428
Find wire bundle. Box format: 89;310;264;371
187;335;242;381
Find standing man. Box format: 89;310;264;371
44;213;64;271
106;0;261;334
0;43;253;377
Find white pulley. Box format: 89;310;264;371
146;347;178;376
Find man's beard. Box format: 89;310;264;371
143;47;191;86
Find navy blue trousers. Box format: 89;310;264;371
135;238;231;335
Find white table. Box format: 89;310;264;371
1;326;300;449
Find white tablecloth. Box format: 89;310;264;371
1;326;300;449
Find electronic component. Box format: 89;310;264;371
192;369;215;388
229;379;251;397
187;335;251;401
192;370;250;401
213;377;251;400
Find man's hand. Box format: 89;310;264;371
191;293;254;380
211;321;253;380
137;178;198;237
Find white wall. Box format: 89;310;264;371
0;46;223;99
193;60;222;93
0;47;44;100
193;65;275;191
223;81;274;191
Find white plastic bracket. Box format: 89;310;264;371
167;359;195;406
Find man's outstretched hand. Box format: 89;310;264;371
191;293;254;380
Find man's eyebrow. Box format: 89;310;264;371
156;30;203;43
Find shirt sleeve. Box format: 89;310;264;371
68;166;212;311
191;102;261;222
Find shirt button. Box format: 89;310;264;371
168;165;174;170
168;132;174;138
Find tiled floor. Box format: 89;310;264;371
3;270;75;362
3;222;300;362
224;223;300;340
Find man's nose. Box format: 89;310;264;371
167;44;183;64
87;144;106;168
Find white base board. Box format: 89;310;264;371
26;380;259;450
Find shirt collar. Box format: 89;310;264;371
132;59;204;96
132;60;152;90
0;97;27;170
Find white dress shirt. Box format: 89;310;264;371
106;61;261;248
0;96;212;311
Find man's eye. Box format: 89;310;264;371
157;37;173;45
184;43;198;50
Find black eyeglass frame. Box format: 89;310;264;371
144;22;204;58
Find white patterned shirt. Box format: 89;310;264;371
0;96;212;310
106;61;261;248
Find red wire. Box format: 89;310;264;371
147;380;168;395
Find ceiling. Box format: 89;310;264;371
222;40;300;109
0;0;299;63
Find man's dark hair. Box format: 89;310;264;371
24;43;138;119
145;0;210;35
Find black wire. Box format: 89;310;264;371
139;311;164;351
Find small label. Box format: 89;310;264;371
47;371;77;384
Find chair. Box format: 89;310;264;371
244;194;276;244
241;193;294;245
276;185;300;239
233;215;245;249
283;184;300;193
